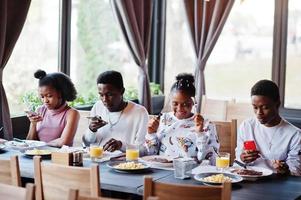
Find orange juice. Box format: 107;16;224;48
90;146;103;158
126;149;139;161
216;156;230;168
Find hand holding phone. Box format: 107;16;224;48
88;116;108;132
25;110;39;117
244;140;257;151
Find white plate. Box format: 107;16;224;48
107;161;150;173
140;155;174;168
194;172;243;185
0;144;6;151
230;166;273;179
5;140;46;151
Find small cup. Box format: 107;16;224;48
173;158;197;179
244;140;257;151
216;152;230;171
126;144;139;161
89;143;103;162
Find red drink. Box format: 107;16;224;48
244;140;257;151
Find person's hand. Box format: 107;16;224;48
240;150;260;163
89;116;107;132
27;113;43;125
194;113;204;133
103;138;122;152
272;160;290;175
147;116;160;134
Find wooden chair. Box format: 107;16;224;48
0;183;35;200
34;156;100;200
73;110;90;147
214;119;237;164
0;155;21;186
226;101;253;127
201;97;228;121
68;189;122;200
143;176;231;200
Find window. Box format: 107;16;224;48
205;0;274;102
285;0;301;109
70;0;138;99
164;0;195;95
4;0;59;116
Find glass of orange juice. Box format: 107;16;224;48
126;144;139;161
90;143;103;162
216;152;230;171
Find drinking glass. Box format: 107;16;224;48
216;152;230;171
89;143;103;162
126;144;139;161
173;158;197;179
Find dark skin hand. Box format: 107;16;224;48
273;160;290;175
89;116;107;132
240;149;260;163
103;138;122;152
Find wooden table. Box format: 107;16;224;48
1;149;301;200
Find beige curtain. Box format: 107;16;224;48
184;0;234;113
110;0;153;112
0;0;31;139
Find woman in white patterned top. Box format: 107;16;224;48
144;73;219;163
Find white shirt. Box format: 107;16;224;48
83;101;149;151
235;117;301;175
144;112;220;163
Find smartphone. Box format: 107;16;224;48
25;110;38;116
86;116;101;121
244;140;257;151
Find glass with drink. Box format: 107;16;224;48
126;144;139;161
216;152;230;171
90;143;103;162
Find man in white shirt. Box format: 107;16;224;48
83;70;148;152
235;80;301;176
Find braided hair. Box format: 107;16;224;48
170;73;195;97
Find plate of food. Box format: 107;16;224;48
140;155;174;168
107;161;150;173
194;172;243;185
5;140;46;151
230;166;273;180
24;148;52;159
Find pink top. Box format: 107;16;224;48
36;103;72;145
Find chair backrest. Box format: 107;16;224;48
73;110;90;147
68;189;122;200
143;176;231;200
226;101;253;126
0;183;35;200
201;97;228;121
214;119;237;164
34;156;100;200
0;155;21;186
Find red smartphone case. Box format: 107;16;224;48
244;140;256;151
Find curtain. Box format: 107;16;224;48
111;0;153;112
184;0;234;113
0;0;31;140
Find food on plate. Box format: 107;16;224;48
202;174;232;183
231;168;263;176
114;162;145;170
25;149;51;155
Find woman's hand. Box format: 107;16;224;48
147;116;160;134
27;113;43;125
272;160;290;175
194;113;204;133
89;116;107;132
240;150;260;163
103;138;122;152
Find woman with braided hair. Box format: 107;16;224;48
144;73;219;163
